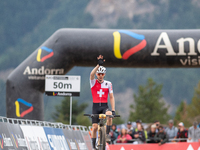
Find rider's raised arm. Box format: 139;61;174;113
90;64;99;80
90;55;105;80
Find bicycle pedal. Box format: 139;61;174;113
95;145;99;150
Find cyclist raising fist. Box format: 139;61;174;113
90;55;115;149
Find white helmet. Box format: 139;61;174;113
96;66;106;73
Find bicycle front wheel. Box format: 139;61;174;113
99;126;106;150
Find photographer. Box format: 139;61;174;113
155;125;168;146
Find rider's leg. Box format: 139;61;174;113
105;110;112;134
92;123;98;148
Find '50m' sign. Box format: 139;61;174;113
53;82;72;89
45;75;81;97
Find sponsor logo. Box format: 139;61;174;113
66;139;77;150
53;92;72;96
0;134;13;147
15;98;33;117
37;46;54;62
37;137;50;150
25;137;39;149
23;66;64;75
0;135;3;149
12;134;26;147
151;32;200;66
113;30;147;60
47;134;69;150
53;92;58;96
11;133;18;148
23;66;64;80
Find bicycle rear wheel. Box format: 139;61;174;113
98;126;106;150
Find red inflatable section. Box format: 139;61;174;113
107;142;200;150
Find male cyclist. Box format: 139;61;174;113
90;55;115;150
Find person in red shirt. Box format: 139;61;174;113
175;122;188;142
90;55;115;150
117;128;132;143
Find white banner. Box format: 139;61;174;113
45;75;81;96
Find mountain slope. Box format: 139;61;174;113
1;0;200;120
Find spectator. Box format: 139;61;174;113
132;124;146;144
154;120;160;133
116;128;132;143
136;119;142;126
134;120;148;139
155;125;168;146
165;119;178;140
154;121;160;132
175;122;188;142
109;124;119;144
147;124;157;143
188;121;200;142
126;121;134;137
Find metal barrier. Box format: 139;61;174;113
0;115;92;150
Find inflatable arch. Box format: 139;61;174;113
6;28;200;120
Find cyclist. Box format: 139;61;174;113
90;55;115;150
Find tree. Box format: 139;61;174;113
174;100;190;127
187;81;200;123
52;97;91;125
129;78;170;124
174;81;200;127
76;112;91;127
112;111;124;125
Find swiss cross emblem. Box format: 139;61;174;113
97;89;104;97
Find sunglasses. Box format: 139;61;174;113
97;73;105;76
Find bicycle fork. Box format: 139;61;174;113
97;124;106;146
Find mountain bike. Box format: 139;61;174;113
84;113;120;150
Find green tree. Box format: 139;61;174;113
174;100;190;127
76;112;91;127
52;97;91;125
187;81;200;123
112;111;124;125
129;78;170;124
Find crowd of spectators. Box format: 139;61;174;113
108;119;200;145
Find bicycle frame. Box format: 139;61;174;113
84;113;120;150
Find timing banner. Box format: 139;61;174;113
80;131;92;150
0;122;91;150
62;129;78;150
43;127;70;150
7;28;200;120
7;124;28;150
73;130;87;150
31;126;51;150
0;122;16;150
20;125;41;150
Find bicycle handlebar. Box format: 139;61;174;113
84;114;120;118
84;114;93;117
